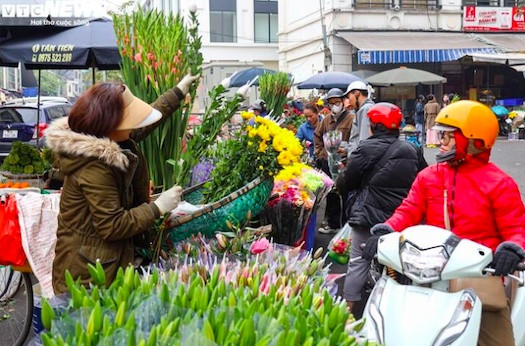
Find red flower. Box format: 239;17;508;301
134;53;142;62
147;52;155;61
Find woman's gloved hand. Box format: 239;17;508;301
177;74;200;95
153;185;183;215
362;223;394;260
492;242;525;276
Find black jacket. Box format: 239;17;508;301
335;130;427;228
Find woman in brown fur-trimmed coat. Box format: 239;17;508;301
46;76;198;294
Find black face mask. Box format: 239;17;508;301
436;147;456;163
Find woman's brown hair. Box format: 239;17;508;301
304;103;319;114
68;82;125;138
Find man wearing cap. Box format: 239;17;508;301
249;99;268;117
47;75;198;294
343;80;375;156
314;88;353;234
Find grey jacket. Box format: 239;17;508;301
347;98;375;157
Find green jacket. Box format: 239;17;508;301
46;87;184;294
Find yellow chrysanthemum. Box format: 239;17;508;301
248;128;258;138
272;135;286;152
316;99;324;106
257;125;271;141
258;141;268;152
241;110;255;121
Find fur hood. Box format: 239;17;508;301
45;117;129;171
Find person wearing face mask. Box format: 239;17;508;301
342;80;375;156
314;88;353;234
362;101;525;346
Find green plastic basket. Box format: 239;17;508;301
165;178;273;242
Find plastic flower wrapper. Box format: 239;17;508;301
261;165;334;246
323;130;342;153
328;224;352;264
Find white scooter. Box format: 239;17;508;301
358;225;525;345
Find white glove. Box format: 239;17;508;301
154;185;183;215
176;74;200;95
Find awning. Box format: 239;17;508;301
338;32;498;65
477;34;525;53
469;52;525;71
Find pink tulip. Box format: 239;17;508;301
250;238;270;254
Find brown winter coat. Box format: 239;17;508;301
313;110;353;160
47;87;184;294
424;99;441;130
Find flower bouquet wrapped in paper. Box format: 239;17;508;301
261;163;333;246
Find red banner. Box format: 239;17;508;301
463;6;525;32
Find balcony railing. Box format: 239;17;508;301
462;0;500;6
354;0;394;9
353;0;440;9
400;0;440;9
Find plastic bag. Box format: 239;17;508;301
327;223;352;264
0;195;26;266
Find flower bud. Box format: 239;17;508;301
236;84;250;98
216;233;228;249
188;3;197;13
220;77;231;88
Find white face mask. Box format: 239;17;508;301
330;104;343;114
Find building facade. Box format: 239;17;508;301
0;66;22;98
279;0;525;111
140;0;280;110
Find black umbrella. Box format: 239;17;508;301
297;71;364;90
0;18;121;147
229;67;277;87
0;18;121;70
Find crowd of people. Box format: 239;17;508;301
43;75;524;345
248;86;524;345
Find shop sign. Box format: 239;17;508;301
0;0;107;26
463;6;525;32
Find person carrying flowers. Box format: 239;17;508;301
46;75;198;294
335;102;427;315
314;88;353;234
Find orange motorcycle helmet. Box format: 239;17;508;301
434;100;499;149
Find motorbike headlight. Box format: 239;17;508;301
433;289;477;346
400;242;449;284
368;276;387;344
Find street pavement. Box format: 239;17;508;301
314;138;525;317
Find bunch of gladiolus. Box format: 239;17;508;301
39;251;370;345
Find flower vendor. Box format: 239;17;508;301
47;75;198;294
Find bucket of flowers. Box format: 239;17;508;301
260;163;333;247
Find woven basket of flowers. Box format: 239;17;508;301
164;177;273;243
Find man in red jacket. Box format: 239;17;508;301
363;100;525;346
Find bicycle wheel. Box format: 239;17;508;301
0;272;33;346
0;266;22;301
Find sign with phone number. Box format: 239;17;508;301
32;53;73;63
30;43;75;63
